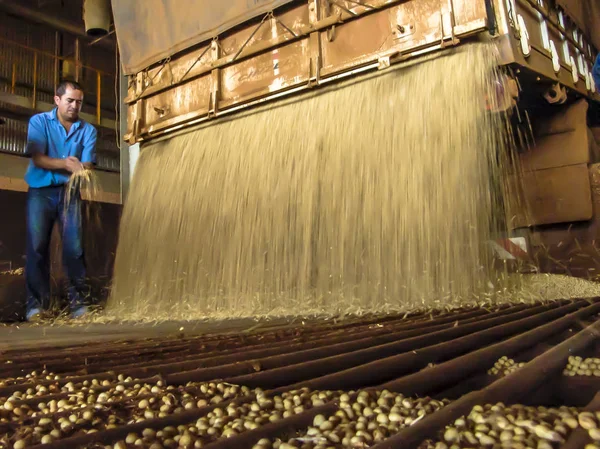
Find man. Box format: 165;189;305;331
24;80;97;321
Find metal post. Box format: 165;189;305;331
96;71;101;124
10;63;16;94
119;65;131;204
32;52;38;109
54;31;59;89
74;37;81;82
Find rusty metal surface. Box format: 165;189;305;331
507;163;593;227
223;303;567;390
505;99;596;229
121;0;490;143
0;300;598;448
319;0;450;75
507;0;599;97
561;391;600;448
516;99;591;169
122;3;311;104
111;0;298;75
379;301;599;395
221;39;310;105
116;0;600;144
372;317;600;449
524;163;600;281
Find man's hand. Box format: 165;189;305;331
31;153;91;173
64;156;85;174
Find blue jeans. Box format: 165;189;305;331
25;186;89;313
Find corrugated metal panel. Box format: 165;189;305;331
0;118;27;154
96;138;118;153
96;152;120;172
0;14;118;129
0;15;57;99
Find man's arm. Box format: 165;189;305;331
26;115;66;171
26;116;72;172
26;115;83;173
32;153;82;173
31;153;67;171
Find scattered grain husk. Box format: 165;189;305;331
1;378;252;446
125;388;346;448
564;355;600;377
513;274;600;303
265;390;449;449
0;370;58;388
64;168;101;211
487;353;600;378
420;402;600;449
487;356;526;377
0;268;24;276
4;369;599;449
104;389;448;449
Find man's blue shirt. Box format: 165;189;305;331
594;53;600;93
24;108;97;188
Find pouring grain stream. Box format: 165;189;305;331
108;43;522;320
63;168;103;294
63;168;101;211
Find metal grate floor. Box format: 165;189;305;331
0;299;599;448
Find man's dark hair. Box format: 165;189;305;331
56;80;84;97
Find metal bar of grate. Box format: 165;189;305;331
225;302;580;390
561;391;600;448
371;319;600;448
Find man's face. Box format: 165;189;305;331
54;86;83;122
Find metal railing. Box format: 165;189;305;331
0;36;115;125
